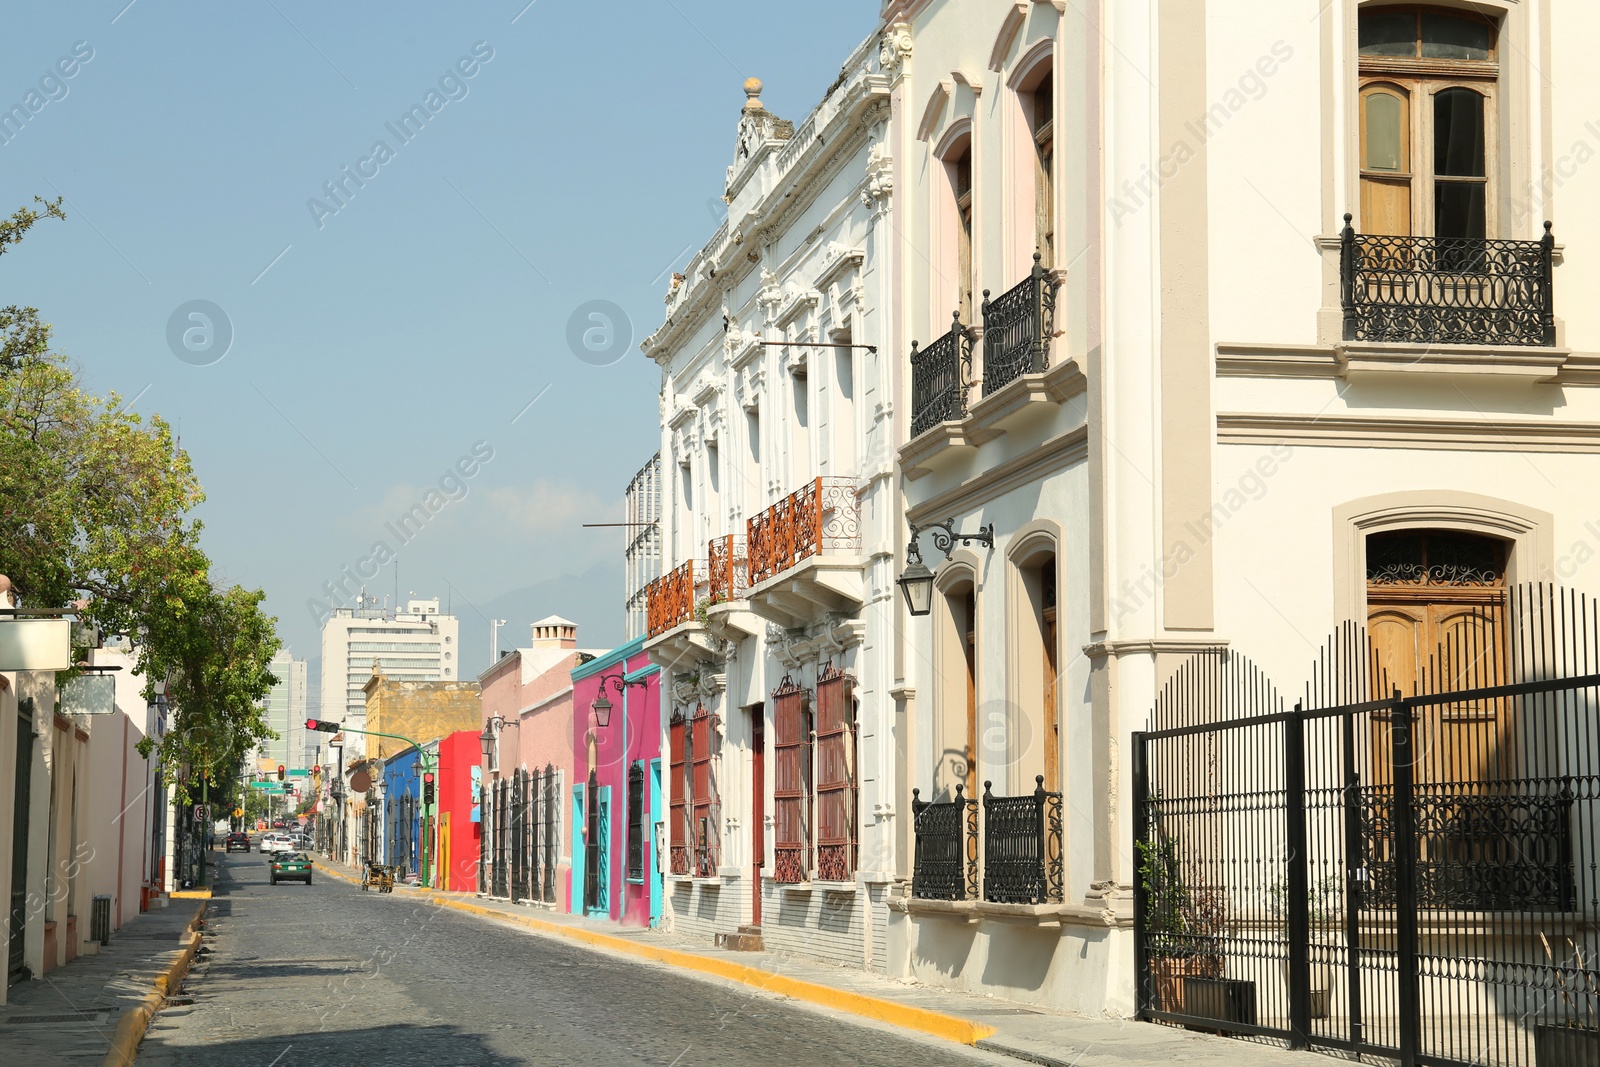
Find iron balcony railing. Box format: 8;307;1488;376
746;477;861;586
706;535;748;605
646;559;699;637
981;252;1058;396
1339;215;1556;347
910;784;978;900
909;776;1064;904
982;777;1065;905
1358;784;1576;911
910;311;974;438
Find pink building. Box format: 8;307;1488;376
570;638;662;927
477;617;601;910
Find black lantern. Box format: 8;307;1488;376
479;715;504;772
898;519;995;617
591;672;645;728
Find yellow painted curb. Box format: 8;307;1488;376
424;893;997;1046
169;888;213;899
311;859;359;885
101;897;208;1067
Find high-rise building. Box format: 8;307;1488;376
318;596;459;757
262;651;309;769
623;453;662;641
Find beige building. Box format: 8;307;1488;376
885;0;1600;1041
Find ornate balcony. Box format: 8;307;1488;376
744;477;863;627
706;535;748;605
910;312;973;439
981;253;1058;396
981;776;1064;905
646;560;696;638
1340;216;1556;347
911;785;978;900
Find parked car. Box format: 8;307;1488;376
269;852;312;885
271;819;286;829
225;832;250;853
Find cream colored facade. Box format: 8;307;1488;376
641;34;901;967
883;0;1600;1017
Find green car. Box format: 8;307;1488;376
269;852;312;886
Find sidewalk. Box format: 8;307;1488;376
0;891;207;1066
312;853;1314;1067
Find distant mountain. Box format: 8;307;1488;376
457;561;628;679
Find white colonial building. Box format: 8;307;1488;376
880;0;1600;1050
641;35;901;967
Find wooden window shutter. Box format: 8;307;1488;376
815;665;856;881
772;676;812;883
690;706;719;876
668;712;688;874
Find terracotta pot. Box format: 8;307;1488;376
1149;954;1223;1014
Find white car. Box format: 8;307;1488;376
260;833;291;854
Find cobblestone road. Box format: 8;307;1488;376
136;851;1009;1066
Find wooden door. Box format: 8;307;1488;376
1042;562;1060;794
963;591;978;799
1366;531;1510;787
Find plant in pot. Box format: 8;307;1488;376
1535;934;1599;1066
1266;874;1342;1020
1138;828;1223;1016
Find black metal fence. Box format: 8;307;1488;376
483;765;560;904
910;311;973;438
981;252;1056;396
1339;215;1556;347
910;778;1062;904
1133;585;1600;1067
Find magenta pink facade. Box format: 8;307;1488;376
571;640;661;927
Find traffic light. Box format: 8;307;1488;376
422;771;435;805
277;764;286;782
305;719;340;732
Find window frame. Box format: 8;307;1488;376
814;665;858;883
1356;5;1501;238
771;676;812;884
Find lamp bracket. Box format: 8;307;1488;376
599;671;649;697
907;519;995;564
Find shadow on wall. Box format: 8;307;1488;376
980;922;1058;992
911;917;978;981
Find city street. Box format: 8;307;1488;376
134;851;1007;1066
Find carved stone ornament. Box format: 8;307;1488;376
879;22;913;72
862;141;893;207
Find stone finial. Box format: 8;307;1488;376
743;76;764;111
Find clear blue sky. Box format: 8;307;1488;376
3;1;879;693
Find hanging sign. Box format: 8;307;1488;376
0;618;72;671
60;674;117;715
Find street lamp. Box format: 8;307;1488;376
897;519;995;616
480;715;505;773
590;672;647;729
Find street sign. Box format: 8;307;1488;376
232;807;244;818
193;804;208;822
287;768;309;778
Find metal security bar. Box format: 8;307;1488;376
981;252;1057;396
1133;585;1600;1067
910;784;977;900
541;764;559;903
1339;216;1556;346
981;776;1064;904
910;311;973;437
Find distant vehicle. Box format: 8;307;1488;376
260;833;292;855
287;832;311;850
269;852;312;886
272;819;286;829
225;832;250;853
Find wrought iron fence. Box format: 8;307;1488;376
540;765;559;903
910;311;973;437
1133;585;1600;1067
981;776;1064;904
981;252;1057;396
510;769;530;901
746;477;861;586
910;784;978;900
490;777;510;899
1339;215;1556;347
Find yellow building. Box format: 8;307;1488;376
361;670;481;759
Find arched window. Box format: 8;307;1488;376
934;577;978;800
1025;71;1055;268
942;134;976;323
1358;6;1497;238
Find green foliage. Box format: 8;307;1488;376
1;198;281;799
1136;806;1227;960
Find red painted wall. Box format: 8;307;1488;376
437;730;482;893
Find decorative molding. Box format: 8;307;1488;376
860;142;893;208
905;424;1089;526
878;21;912;73
816;243;866;290
1215;342;1339;379
1082;638;1230;660
951;69;984;97
988;3;1029;72
1217;412;1600;453
916;80;951;142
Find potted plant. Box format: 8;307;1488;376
1265;875;1342;1019
1535;934;1599;1066
1137;829;1223;1015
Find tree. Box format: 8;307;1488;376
0;198;281;796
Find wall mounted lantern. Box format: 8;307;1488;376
590;672;648;729
479;714;506;772
897;519;995;617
